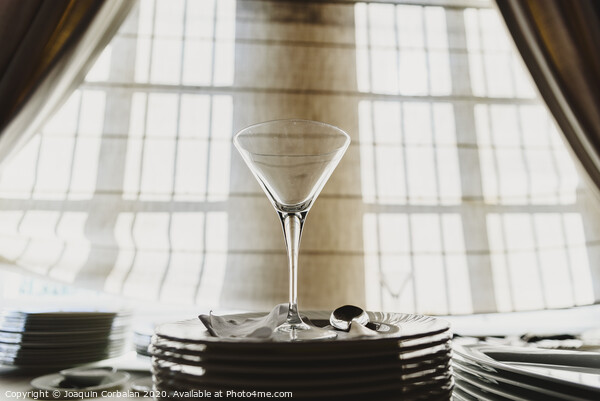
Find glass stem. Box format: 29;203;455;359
279;211;307;328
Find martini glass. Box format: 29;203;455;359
234;119;350;340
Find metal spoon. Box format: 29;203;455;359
329;305;370;331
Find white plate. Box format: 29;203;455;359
154;373;454;400
31;371;130;399
454;345;600;400
454;376;519;401
454;363;543;401
158;311;449;344
152;352;452;386
151;328;452;362
503;362;600;389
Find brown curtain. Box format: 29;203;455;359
495;0;600;196
0;0;135;166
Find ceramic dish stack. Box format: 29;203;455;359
452;342;600;401
133;323;155;357
0;308;131;370
149;311;453;400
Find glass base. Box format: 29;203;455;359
274;322;337;341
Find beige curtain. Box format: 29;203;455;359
0;0;136;166
495;0;600;197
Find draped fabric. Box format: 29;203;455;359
0;0;136;166
495;0;600;199
2;0;600;315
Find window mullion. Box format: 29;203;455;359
445;7;497;312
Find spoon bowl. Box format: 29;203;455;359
330;305;370;331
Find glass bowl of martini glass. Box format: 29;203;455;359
234;119;350;341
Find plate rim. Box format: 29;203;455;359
454;344;600;398
155;310;451;346
30;370;130;393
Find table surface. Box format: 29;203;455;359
0;353;152;401
0;370;150;401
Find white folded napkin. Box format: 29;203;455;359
199;304;288;339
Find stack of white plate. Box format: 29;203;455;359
453;342;600;401
133;323;154;357
150;311;453;400
0;308;130;369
